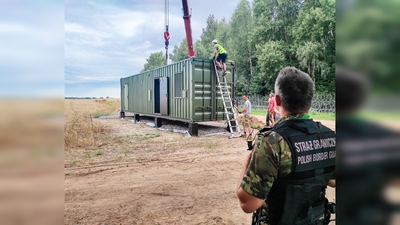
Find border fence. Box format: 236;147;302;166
234;94;335;114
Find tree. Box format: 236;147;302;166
171;15;231;61
229;0;255;94
215;18;230;51
296;41;322;82
252;0;301;44
197;15;227;59
292;0;335;92
337;0;399;93
169;38;189;63
252;0;273;45
194;40;210;59
200;15;219;46
251;0;303;94
141;0;336;95
253;41;286;95
141;52;165;72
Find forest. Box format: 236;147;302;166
141;0;335;96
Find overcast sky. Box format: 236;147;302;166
0;1;64;98
0;1;237;98
65;0;238;98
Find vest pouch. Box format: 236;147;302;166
277;183;325;225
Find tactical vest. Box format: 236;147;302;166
263;119;335;225
214;44;227;54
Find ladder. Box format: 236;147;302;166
213;61;242;138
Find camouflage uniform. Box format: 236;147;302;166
240;114;311;224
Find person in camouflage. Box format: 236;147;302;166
236;67;336;225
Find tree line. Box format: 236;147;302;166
141;0;335;96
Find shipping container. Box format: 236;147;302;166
120;58;235;135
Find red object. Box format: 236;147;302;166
181;0;195;57
268;97;276;112
164;31;170;41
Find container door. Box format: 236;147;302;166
123;84;129;110
159;77;169;115
154;79;160;113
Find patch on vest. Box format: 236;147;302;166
289;134;336;172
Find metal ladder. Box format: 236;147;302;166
213;61;241;138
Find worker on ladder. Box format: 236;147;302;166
212;39;228;76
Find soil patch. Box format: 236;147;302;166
65;108;335;224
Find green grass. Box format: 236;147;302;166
71;160;79;166
106;99;120;106
123;148;130;156
83;150;91;158
94;151;103;156
128;133;161;140
93;99;121;118
251;109;267;116
359;110;400;121
93;112;105;118
309;111;335;120
251;124;263;129
144;133;161;138
251;109;335;120
93;111;112;118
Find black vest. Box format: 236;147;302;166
264;119;335;225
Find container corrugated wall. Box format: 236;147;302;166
120;58;235;123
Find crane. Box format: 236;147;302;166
164;0;170;65
181;0;195;58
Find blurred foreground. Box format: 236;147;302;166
337;0;400;224
0;99;64;225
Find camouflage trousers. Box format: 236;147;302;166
242;114;251;129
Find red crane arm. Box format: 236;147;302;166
181;0;195;58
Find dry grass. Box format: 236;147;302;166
64;99;120;149
64;98;237;168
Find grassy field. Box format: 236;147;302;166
251;109;335;120
64;99;121;149
359;110;400;121
64;98;336;150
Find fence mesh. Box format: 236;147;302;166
234;94;335;114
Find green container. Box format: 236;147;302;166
120;58;235;122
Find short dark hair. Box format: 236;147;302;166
336;67;369;115
274;67;314;113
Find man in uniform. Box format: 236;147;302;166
236;67;336;225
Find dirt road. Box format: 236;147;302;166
65;117;335;224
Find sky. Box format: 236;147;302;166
0;1;238;98
0;1;64;98
64;0;238;98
